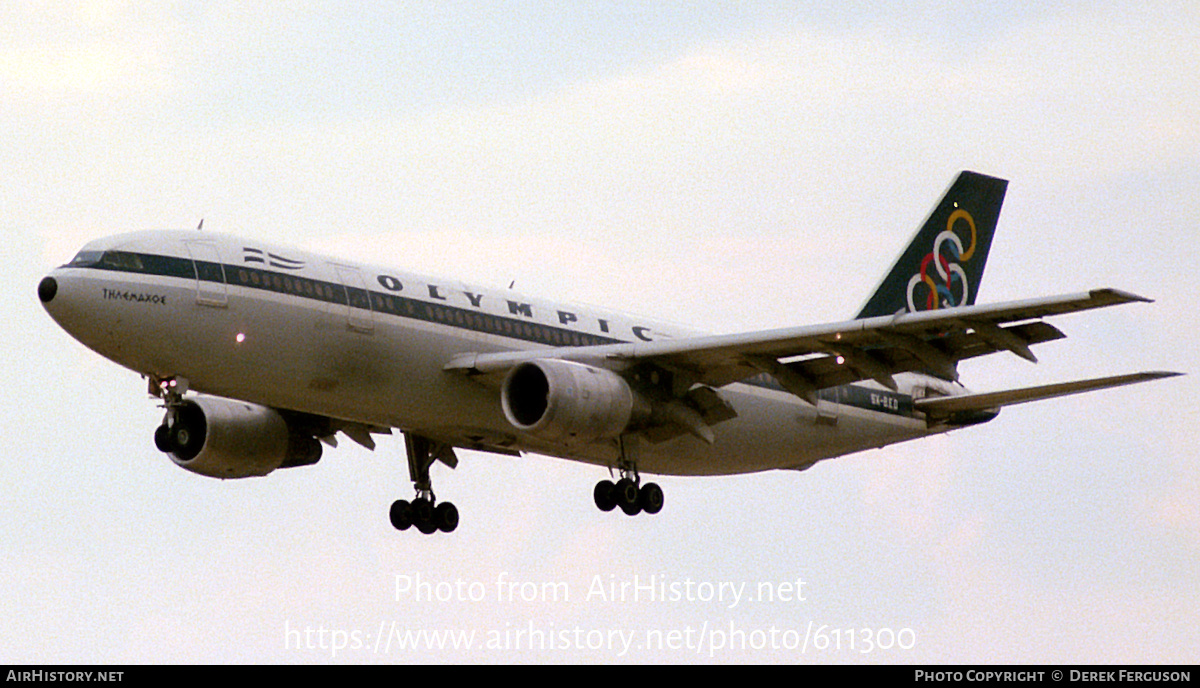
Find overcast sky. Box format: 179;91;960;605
4;1;1198;663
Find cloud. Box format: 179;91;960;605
0;1;182;97
1149;480;1200;550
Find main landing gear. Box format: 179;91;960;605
390;434;459;535
594;476;664;516
593;443;664;517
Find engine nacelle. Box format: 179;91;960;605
501;359;641;444
161;395;322;479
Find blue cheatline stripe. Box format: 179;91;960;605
70;250;915;416
70;250;625;349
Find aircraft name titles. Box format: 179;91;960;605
373;273;654;342
102;287;166;305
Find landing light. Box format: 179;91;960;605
235;333;246;344
835;356;846;365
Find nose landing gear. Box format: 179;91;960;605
151;376;201;459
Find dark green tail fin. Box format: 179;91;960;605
855;171;1008;319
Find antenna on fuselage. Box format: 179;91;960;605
196;219;204;231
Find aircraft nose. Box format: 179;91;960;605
38;276;58;303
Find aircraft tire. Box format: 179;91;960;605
615;479;641;516
594;480;617;512
154;424;171;453
389;499;412;531
639;482;664;515
411;498;436;534
435;502;459;533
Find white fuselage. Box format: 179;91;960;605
42;230;954;476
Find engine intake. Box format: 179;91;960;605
501;359;642;444
160;395;321;479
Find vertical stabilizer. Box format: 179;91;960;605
855;171;1008;319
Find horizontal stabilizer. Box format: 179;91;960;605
915;371;1182;417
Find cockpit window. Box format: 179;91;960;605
99;251;145;271
67;250;103;267
67;250;145;271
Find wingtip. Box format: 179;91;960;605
1144;370;1185;379
1091;288;1154;304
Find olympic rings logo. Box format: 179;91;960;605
906;208;977;312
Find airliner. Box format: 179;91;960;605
38;171;1179;534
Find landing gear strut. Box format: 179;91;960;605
593;438;663;517
390;434;459;534
151;376;200;459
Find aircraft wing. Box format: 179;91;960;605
445;288;1152;403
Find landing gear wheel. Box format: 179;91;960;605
389;499;413;531
154;424;171;453
434;502;459;533
615;479;641;516
594;480;617;512
411;497;437;534
614;478;638;508
639;482;664;515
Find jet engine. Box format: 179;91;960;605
156;394;322;479
500;359;645;444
